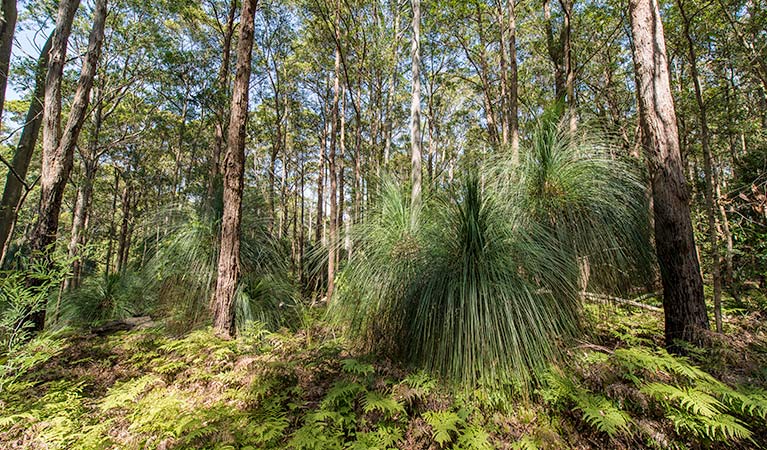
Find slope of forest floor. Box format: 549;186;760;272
1;294;767;450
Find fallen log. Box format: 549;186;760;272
91;316;154;336
582;292;663;312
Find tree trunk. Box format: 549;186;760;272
475;4;499;147
497;2;509;147
207;0;237;205
560;0;576;133
0;0;17;123
116;182;132;273
544;0;565;101
337;84;346;266
0;31;52;266
410;0;422;211
212;0;258;339
677;0;722;333
28;0;106;332
65;82;104;290
383;0;400;167
507;0;519;160
315;102;326;244
104;167;119;276
326;0;341;302
629;0;709;350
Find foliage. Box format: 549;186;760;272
143;206;300;332
56;271;148;326
333;116;653;390
491;115;654;294
539;308;767;447
0;255;69;352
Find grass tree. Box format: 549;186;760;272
332;115;653;390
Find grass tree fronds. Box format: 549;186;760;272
332;176;581;391
491;115;655;294
138;205;300;332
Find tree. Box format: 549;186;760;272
212;0;258;339
28;0;107;331
676;0;722;333
0;32;52;266
628;0;709;349
410;0;422;210
0;0;16;122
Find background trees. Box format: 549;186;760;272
0;0;763;349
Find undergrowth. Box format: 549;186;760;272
1;303;766;449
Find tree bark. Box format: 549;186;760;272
497;2;509;147
326;0;341;302
560;0;576;132
65;82;104;290
0;0;17;123
315;99;326;244
212;0;258;339
116;182;132;273
410;0;422;211
629;0;709;350
28;0;106;331
207;0;237;206
507;0;520;161
104;167;119;276
677;0;722;333
0;32;52;266
383;0;400;167
544;0;565;101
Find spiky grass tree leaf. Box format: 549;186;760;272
58;271;147;326
490;117;654;294
332;177;581;390
334;116;652;391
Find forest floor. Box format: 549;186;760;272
1;293;766;450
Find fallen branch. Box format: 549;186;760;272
582;292;663;312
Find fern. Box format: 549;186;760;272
540;370;632;437
613;348;713;384
246;414;290;445
512;436;540;450
641;383;722;417
322;380;364;408
0;412;34;427
457;424;494;450
709;383;767;421
642;381;754;442
362;391;405;418
573;392;631;437
99;375;161;411
423;411;463;447
349;425;404;450
341;359;375;377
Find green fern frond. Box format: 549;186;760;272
710;383;767;420
341;359;375;377
362;391;405;418
99;375;162;411
641;383;722;417
0;412;34;427
457;425;494;450
322;381;364;408
512;436;540;450
574;393;632;437
423;411;463;447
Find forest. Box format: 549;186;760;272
0;0;766;448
